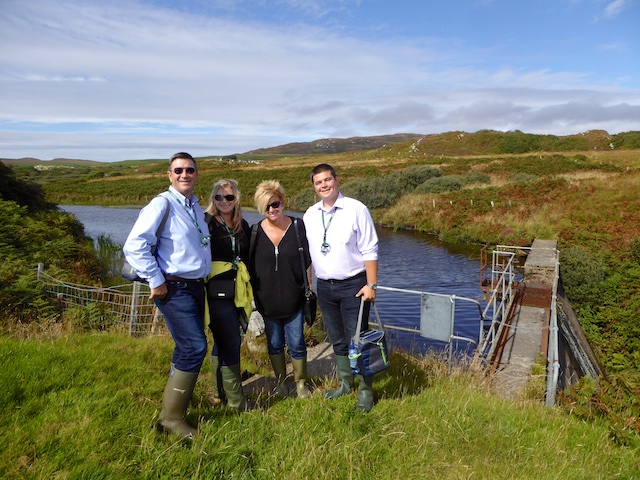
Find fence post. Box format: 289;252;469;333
129;281;140;336
37;263;44;280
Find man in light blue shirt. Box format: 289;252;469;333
123;152;211;438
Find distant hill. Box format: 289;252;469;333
244;133;424;155
244;130;640;156
1;157;100;166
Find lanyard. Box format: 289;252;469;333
167;190;210;247
321;209;334;255
219;216;240;269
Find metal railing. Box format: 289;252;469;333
373;285;485;365
37;264;163;336
478;246;524;361
546;249;561;407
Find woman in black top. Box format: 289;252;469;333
250;180;312;399
205;179;254;410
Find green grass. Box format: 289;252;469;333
1;332;639;479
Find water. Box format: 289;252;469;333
61;205;486;355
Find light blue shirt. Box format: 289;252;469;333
123;186;212;288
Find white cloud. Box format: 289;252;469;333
602;0;631;18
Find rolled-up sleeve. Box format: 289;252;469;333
356;204;378;261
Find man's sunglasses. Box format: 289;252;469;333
214;194;236;201
172;167;196;175
266;200;282;211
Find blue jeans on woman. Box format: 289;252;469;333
317;273;370;357
208;298;243;367
154;280;207;373
263;309;307;360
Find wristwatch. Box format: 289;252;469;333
367;283;377;290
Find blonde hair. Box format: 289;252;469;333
254;180;285;214
205;179;244;235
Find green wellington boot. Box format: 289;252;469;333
220;364;255;410
269;353;290;398
291;357;311;399
323;355;354;399
355;374;374;412
157;365;199;439
210;354;226;403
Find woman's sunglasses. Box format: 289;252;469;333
266;200;282;211
172;167;196;175
215;194;236;201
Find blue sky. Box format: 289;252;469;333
1;0;638;162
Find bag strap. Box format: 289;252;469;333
354;297;385;347
293;218;311;296
153;195;171;251
248;223;259;265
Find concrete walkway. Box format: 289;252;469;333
492;239;557;399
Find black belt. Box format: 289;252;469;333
319;271;366;284
165;275;205;284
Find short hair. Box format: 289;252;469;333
254;180;285;214
310;163;336;182
205;179;244;235
169;152;197;169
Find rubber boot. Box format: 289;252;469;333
210;354;226;404
355;374;374;413
291;357;311;399
158;365;199;439
220;364;255;410
323;355;354;399
269;353;289;398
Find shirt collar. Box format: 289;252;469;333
319;192;344;212
168;186;199;208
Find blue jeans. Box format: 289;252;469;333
154;280;207;373
317;273;370;357
208;298;242;367
263;309;307;359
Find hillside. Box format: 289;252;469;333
245;133;424;155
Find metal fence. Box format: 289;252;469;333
37;264;163;335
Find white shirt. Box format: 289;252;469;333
303;193;378;280
123;186;212;288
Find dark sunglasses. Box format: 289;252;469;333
172;167;196;175
214;194;236;201
266;200;282;211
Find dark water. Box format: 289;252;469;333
61;205;486;354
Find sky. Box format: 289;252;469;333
1;0;639;162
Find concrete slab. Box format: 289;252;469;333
492;304;547;398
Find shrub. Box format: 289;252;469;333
289;187;319;211
341;176;402;209
511;172;539;183
414;175;463;194
560;247;608;308
396;165;441;192
461;172;491;185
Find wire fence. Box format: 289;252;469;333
36;263;163;336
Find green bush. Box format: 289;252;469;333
461;172;491;185
511;172;539;183
340;176;402;209
414;175;463;194
560;247;608;308
396;165;441;191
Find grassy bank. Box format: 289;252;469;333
2;331;638;479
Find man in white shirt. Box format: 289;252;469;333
123;152;212;438
303;163;379;412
